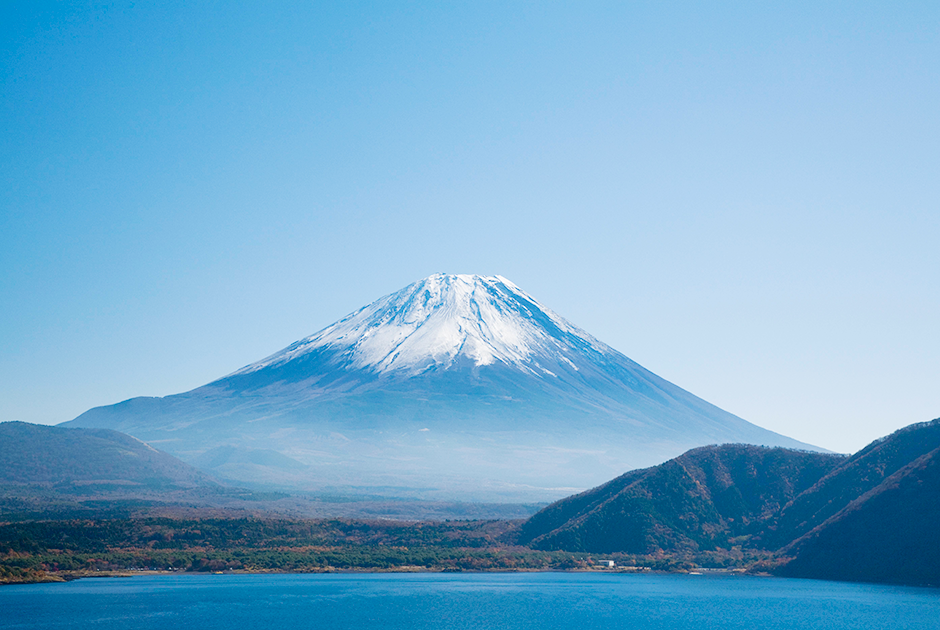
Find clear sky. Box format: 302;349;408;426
2;2;938;454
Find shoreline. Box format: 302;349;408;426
2;565;756;586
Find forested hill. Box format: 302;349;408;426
774;419;940;585
763;418;940;548
518;444;843;554
520;418;940;586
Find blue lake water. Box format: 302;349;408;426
1;572;939;630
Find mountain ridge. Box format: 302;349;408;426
518;417;940;586
518;444;844;553
762;417;940;549
227;274;606;378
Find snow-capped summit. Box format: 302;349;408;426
234;274;606;377
66;274;822;501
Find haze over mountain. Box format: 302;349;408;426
66;274;819;500
0;421;228;518
0;422;538;522
0;422;215;491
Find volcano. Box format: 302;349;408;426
65;274;819;500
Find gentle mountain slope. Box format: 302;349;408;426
65;274;819;500
519;444;843;553
1;422;532;522
0;421;216;491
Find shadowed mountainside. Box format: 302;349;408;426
774;420;940;586
760;418;940;549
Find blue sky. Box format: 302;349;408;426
2;1;938;453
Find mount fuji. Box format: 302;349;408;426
65;274;820;500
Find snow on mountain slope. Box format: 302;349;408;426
231;274;606;378
65;274;823;501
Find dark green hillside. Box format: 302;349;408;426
776;446;940;586
519;418;940;586
762;418;940;549
520;444;843;554
516;468;649;546
0;421;217;491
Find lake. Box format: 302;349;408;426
2;572;939;629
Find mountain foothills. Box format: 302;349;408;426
774;420;940;585
1;419;937;586
520;418;940;586
65;274;816;500
0;422;536;522
518;445;844;553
